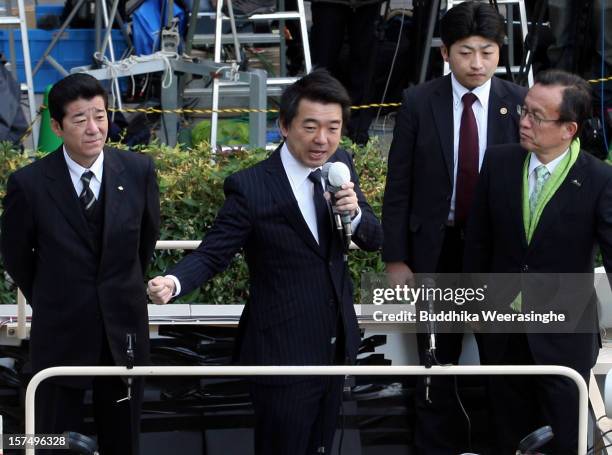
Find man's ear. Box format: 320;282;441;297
50;118;63;138
563;121;578;141
440;45;449;62
279;117;289;138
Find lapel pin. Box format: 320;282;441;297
500;107;508;115
571;179;581;187
118;186;124;191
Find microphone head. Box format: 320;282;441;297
321;162;333;181
328;161;351;187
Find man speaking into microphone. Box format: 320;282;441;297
148;69;382;455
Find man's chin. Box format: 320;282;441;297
520;137;534;151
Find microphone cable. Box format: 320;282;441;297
423;278;474;454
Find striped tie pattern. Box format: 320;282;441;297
79;171;96;212
308;169;331;253
529;165;550;216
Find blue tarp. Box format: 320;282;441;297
132;0;187;56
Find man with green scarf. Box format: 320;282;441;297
464;69;612;454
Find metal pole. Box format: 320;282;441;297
296;0;311;71
99;0;123;110
249;69;267;148
211;0;225;149
15;0;38;148
419;0;441;82
25;365;589;455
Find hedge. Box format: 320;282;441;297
0;139;386;305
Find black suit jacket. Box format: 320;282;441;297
168;148;382;375
382;75;527;272
464;144;612;372
1;146;160;384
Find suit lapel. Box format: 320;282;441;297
100;148;125;259
529;152;587;250
430;76;454;182
505;146;529;249
264;147;327;258
44;147;95;251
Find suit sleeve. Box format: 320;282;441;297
381;88;418;262
463;150;493;273
1;173;36;302
596;171;612;273
345;151;382;252
139;156;160;275
168;173;253;297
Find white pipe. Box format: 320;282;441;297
25;364;588;455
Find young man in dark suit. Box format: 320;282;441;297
1;73;160;454
147;69;382;455
381;2;527;453
464;69;612;454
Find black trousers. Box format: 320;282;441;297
249;376;344;455
34;331;142;455
310;2;381;144
248;313;346;455
482;332;590;455
414;225;470;455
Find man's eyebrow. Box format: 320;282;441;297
525;104;544;114
459;43;495;51
303;118;341;123
69;108;106;118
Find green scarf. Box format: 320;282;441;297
510;138;581;312
522;138;581;244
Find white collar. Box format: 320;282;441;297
451;73;492;110
280;143;321;189
528;148;569;176
63;146;104;182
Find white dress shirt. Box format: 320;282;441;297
527;149;569;197
63;147;104;199
449;74;491;222
280;143;362;243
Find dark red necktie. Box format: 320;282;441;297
454;92;479;225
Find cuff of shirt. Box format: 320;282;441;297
350;207;362;231
166;275;181;298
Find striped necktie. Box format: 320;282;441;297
80;171;96;212
308;169;331;254
530;165;551;216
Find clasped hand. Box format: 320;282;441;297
147;276;175;305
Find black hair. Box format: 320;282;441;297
279;69;351;131
48;73;108;126
440;1;505;49
534;69;592;137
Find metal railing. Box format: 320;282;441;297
13;240;360;337
25;364;588;455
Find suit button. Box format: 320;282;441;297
329;261;333;268
522;265;529;272
439;224;445;231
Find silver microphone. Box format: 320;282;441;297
322;161;352;246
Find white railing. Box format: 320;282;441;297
25;364;588;455
13;240;359;337
12;241;204;337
